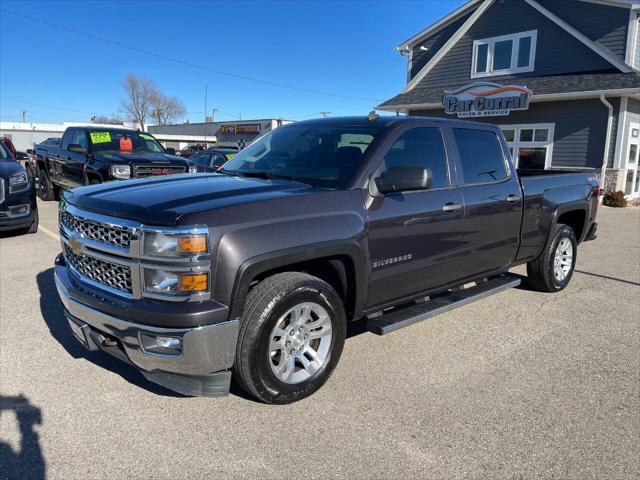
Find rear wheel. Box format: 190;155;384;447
233;272;346;404
527;224;577;292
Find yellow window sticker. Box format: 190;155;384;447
90;132;111;144
226;153;237;159
139;133;154;140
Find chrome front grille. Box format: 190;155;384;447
64;244;133;294
59;210;132;249
0;180;5;204
133;164;186;178
59;203;210;301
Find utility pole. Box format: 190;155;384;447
319;111;331;118
22;111;27;122
204;85;208;143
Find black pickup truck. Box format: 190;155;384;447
54;116;599;404
34;126;194;200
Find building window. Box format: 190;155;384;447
472;30;537;78
499;123;554;169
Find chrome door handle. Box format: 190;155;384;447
505;194;521;203
442;202;462;212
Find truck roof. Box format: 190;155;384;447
290;115;500;131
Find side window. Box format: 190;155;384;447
60;129;75;150
212;153;227;168
193;153;209;167
453;129;508;184
73;130;88;149
382;127;449;189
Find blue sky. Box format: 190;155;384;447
0;0;464;124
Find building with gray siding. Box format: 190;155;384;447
379;0;640;198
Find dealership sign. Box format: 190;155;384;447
442;82;532;118
220;124;261;134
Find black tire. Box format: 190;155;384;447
233;272;346;404
37;166;56;201
527;224;577;292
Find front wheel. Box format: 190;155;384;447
233;272;346;404
527;224;577;292
37;166;56;201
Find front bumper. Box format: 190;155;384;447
0;189;36;231
55;263;239;397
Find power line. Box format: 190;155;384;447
2;8;382;103
0;95;113;117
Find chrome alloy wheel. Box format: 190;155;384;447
268;302;332;384
554;237;573;282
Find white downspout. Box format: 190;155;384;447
600;94;614;196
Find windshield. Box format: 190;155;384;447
221;124;383;188
0;142;11;160
89;130;165;154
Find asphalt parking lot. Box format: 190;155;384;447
1;199;639;480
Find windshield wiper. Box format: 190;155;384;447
228;170;300;182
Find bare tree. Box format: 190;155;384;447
150;92;186;125
120;74;157;130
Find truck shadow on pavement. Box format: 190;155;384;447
0;394;46;480
36;268;186;398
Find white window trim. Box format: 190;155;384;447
471;30;538;78
499;123;555;169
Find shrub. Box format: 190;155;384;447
603;191;627;208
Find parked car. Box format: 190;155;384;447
189;148;239;172
38;137;61;147
34;127;195;200
0;141;38;234
177;144;207;158
54;116;599;403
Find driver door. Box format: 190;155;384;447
365;125;466;308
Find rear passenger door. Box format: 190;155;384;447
365;125;466;308
450;127;523;276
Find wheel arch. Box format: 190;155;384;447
228;242;367;322
552;202;588;244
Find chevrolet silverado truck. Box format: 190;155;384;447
54;116;599;404
34;126;194;200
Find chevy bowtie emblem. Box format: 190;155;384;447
68;235;83;255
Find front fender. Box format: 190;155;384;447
212;210;367;319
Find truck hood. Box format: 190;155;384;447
93;151;188;165
0;159;24;179
63;173;317;225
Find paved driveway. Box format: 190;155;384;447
1;200;638;479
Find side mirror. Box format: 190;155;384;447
68;144;88;154
165;147;176;155
26;149;34;155
375;166;432;194
15;151;29;160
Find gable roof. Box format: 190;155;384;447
378;72;640;111
402;0;632;95
396;0;484;50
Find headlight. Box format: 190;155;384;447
110;164;131;179
9;170;30;193
189;165;198;174
143;231;208;257
144;269;208;295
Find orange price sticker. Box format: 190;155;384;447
120;137;133;151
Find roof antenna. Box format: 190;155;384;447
368;109;379;121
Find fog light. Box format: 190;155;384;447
139;333;182;356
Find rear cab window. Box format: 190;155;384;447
453;128;509;184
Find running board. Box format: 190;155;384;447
366;275;521;336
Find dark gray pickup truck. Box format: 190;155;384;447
54;116;599;404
